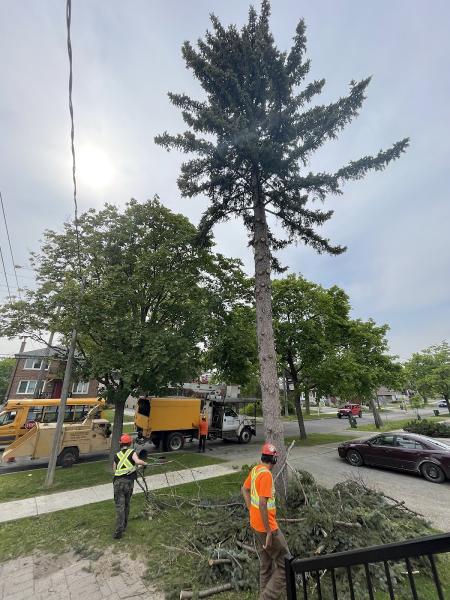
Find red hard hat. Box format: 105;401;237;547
120;434;132;445
261;442;277;456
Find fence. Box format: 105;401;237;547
285;532;450;600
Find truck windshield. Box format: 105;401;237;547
0;411;16;426
137;398;150;416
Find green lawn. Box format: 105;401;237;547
284;432;353;446
353;415;450;432
0;452;223;503
103;409;135;423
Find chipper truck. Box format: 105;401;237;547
1;407;112;467
135;396;257;451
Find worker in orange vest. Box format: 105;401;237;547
198;415;208;452
241;443;290;600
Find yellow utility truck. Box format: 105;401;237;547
135;396;257;451
1;408;111;467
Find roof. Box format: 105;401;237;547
15;346;66;359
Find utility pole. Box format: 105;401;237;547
44;325;77;487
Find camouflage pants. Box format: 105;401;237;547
113;477;134;535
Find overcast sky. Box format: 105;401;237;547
0;0;449;359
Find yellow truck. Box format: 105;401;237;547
1;408;111;467
135;396;257;451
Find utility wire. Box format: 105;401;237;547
0;191;21;299
0;239;12;303
66;0;82;276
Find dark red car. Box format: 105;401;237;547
338;433;450;483
337;403;362;419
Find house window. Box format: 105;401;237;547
17;380;38;394
24;358;48;370
72;381;89;395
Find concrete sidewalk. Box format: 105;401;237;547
0;463;235;525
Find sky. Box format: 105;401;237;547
0;0;449;360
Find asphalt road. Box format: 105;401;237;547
208;440;450;532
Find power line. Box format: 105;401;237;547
0;191;21;299
0;239;12;303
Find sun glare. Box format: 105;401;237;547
77;145;114;190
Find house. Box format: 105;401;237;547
5;340;98;401
376;386;409;405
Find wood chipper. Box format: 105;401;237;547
1;407;111;467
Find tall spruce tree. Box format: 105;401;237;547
155;1;408;487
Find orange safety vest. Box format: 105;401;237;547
199;419;208;436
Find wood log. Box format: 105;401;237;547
180;583;233;599
334;520;362;528
208;558;232;566
236;540;257;554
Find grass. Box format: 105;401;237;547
0;452;223;503
0;469;447;600
103;409;135;423
284;432;353;446
353;415;450;432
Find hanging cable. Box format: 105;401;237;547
0;239;12;303
0;190;21;299
66;0;82;276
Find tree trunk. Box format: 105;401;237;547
252;171;287;497
369;397;383;429
108;387;130;467
304;387;311;415
294;385;307;440
444;393;450;415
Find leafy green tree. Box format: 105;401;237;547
405;342;450;414
155;0;408;476
0;199;245;458
0;357;15;402
329;320;403;428
205;305;258;387
272;275;350;438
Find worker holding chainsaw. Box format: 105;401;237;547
112;433;147;539
241;443;290;600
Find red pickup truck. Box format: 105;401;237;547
337;403;362;419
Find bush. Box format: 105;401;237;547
241;402;262;417
403;419;450;438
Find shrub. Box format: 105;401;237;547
403;419;450;438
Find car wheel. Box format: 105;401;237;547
421;462;445;484
337;413;342;419
239;428;252;444
347;449;363;467
57;447;79;468
166;432;184;452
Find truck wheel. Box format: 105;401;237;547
166;432;184;452
337;413;342;419
57;447;79;468
239;428;252;444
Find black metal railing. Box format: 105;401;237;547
285;532;450;600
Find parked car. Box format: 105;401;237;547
338;433;450;483
337;403;362;419
438;400;448;408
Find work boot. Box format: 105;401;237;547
113;531;122;540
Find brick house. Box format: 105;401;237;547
5;341;98;401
